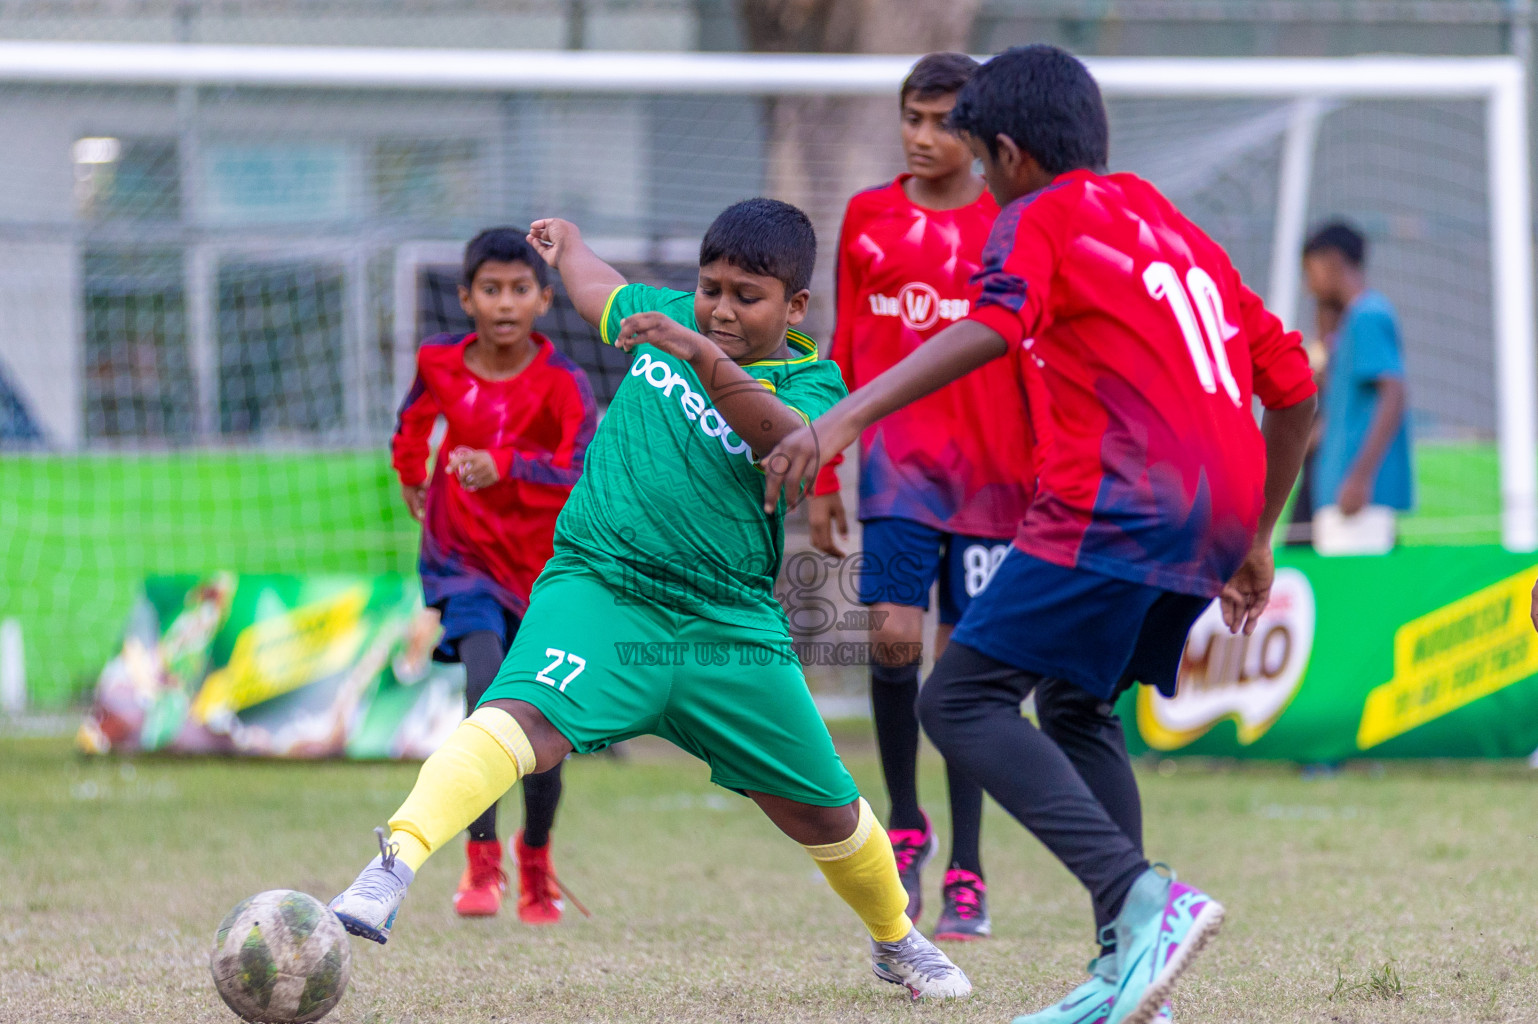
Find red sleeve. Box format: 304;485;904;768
814;200;865;496
489;367;598;487
1237;280;1317;410
966;190;1066;347
390;359;439;487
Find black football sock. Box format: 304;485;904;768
458;629;505;844
465;803;500;843
871;660;925;832
520;761;563;848
945;762;985;878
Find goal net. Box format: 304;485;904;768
0;46;1529;706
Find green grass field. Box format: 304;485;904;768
2;727;1535;1023
0;440;1512;709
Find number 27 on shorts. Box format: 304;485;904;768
537;648;586;692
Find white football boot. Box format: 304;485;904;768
871;927;973;999
329;827;415;944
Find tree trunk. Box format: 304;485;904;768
739;0;983;340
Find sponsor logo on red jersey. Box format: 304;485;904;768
868;282;970;332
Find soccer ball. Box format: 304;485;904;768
210;890;352;1023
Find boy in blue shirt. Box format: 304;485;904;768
1302;221;1413;553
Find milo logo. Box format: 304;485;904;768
1136;568;1315;749
629;351;754;463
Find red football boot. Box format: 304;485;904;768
453;838;508;917
514;831;564;925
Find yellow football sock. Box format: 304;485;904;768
386;707;536;872
803;798;913;943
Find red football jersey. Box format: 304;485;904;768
815;175;1036;538
392;332;597;616
968;169;1315;597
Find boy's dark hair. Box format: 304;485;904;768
901;52;980;105
948;44;1109;175
699;198;816;296
1303;221;1367;267
462;227;550;288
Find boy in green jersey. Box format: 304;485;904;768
329;198;971;1001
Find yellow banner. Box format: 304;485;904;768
1357;566;1538;749
191;587;369;719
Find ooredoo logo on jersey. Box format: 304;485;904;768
868;282;970;332
629;350;754;463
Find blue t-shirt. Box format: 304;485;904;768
1311;290;1414;511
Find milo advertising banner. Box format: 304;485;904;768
1119;547;1538;760
78;574;466;759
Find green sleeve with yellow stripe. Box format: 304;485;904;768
599;283;699;346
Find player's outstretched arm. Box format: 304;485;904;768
527;218;627;329
1220;394;1318;636
761;319;1009;513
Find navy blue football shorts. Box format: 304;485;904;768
949;547;1212;700
856;517;1012;625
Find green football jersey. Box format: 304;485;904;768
549;282;846;630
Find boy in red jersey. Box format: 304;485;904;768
766;46;1317;1024
810;52;1035;939
392;228;596;923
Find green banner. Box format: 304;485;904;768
1117;546;1538;760
82;552;1538;762
79;573;465;759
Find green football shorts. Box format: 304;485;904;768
480;561;860;807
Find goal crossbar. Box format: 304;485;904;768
0;43;1516;97
4;42;1528;551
